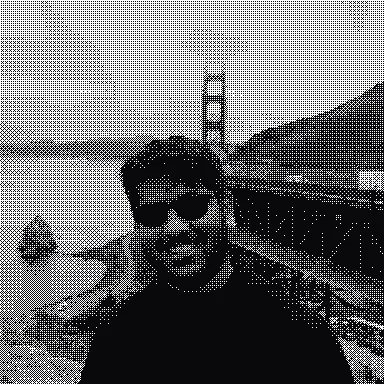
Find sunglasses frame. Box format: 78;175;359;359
132;192;215;228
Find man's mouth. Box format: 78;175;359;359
169;244;195;259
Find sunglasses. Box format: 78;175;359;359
132;192;214;228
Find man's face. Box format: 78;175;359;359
132;177;227;277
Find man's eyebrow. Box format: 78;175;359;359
198;192;215;197
138;190;213;205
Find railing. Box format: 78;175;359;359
226;174;384;211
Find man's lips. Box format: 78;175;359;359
168;244;195;259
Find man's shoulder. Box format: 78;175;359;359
228;241;295;283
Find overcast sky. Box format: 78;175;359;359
1;1;383;143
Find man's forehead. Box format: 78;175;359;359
137;177;210;204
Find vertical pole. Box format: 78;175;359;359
220;70;225;150
202;66;207;144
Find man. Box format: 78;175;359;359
79;136;353;383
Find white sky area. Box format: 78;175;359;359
1;1;383;143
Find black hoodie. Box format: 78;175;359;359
79;243;354;383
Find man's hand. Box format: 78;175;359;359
1;344;83;384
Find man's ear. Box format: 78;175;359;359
223;189;236;228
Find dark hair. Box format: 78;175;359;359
119;136;226;208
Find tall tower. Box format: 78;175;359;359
202;70;226;149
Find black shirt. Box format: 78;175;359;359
79;244;353;383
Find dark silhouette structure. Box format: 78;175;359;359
202;71;226;149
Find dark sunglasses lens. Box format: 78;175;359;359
133;204;168;227
133;194;212;227
174;195;211;221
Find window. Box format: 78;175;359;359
207;81;223;96
358;171;384;191
207;103;221;122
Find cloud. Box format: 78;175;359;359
183;28;248;59
1;2;383;144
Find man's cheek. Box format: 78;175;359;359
195;206;222;228
138;227;160;243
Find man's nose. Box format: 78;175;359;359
164;208;190;233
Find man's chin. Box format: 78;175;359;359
164;255;206;277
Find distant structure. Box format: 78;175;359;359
202;71;226;149
18;215;58;264
358;170;384;191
